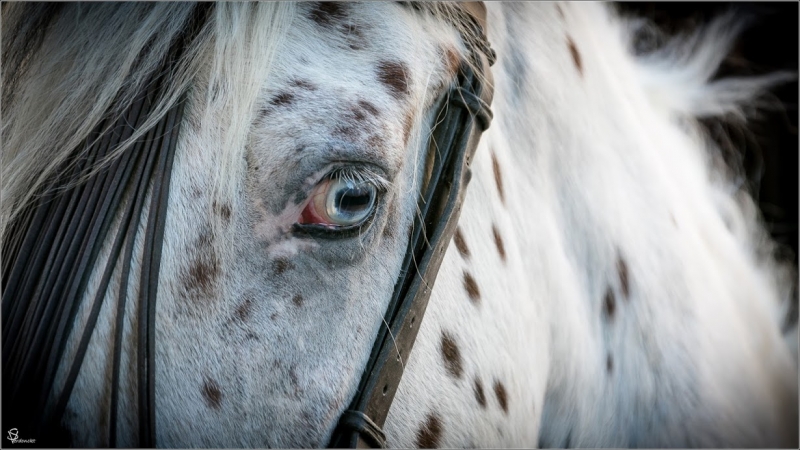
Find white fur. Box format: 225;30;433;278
387;3;796;448
3;2;796;448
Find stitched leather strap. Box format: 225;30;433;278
1;5;208;446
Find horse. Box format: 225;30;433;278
2;2;797;448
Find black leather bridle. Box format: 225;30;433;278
2;5;208;447
328;3;496;448
1;3;494;448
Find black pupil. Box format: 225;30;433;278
336;186;371;213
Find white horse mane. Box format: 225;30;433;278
2;4;297;240
618;7;797;320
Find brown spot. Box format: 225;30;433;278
366;133;385;150
184;257;219;294
272;258;294;276
491;152;505;204
234;297;253;322
492;224;506;262
213;201;232;224
270;91;295;106
292;294;304;308
556;4;564;19
617;256;630;298
494;380;509;414
440;332;463;379
474;377;487;408
201;377;223;409
334;121;359;140
463;271;481;304
245;331;259;341
358;99;380;117
441;45;461;76
257;106;272;121
269;312;278;321
308;2;347;26
289;365;302;397
402;110;415;145
606;354;614;373
567;36;583;76
376;60;410;99
341;22;365;50
415;413;443;448
603;287;615;319
453;227;470;259
290;79;317;91
350;105;367;122
184;239;220;299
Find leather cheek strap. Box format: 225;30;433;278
327;40;495;449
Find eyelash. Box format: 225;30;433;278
327;166;390;191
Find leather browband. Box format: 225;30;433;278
328;3;495;448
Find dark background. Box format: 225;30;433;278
616;3;798;324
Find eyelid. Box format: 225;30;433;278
291;220;373;240
322;165;391;193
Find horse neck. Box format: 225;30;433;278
386;2;797;448
494;3;797;447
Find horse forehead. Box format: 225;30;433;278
244;3;465;228
271;3;461;100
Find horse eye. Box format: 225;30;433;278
299;176;377;227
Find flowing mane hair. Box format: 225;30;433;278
1;3;298;245
618;9;799;333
